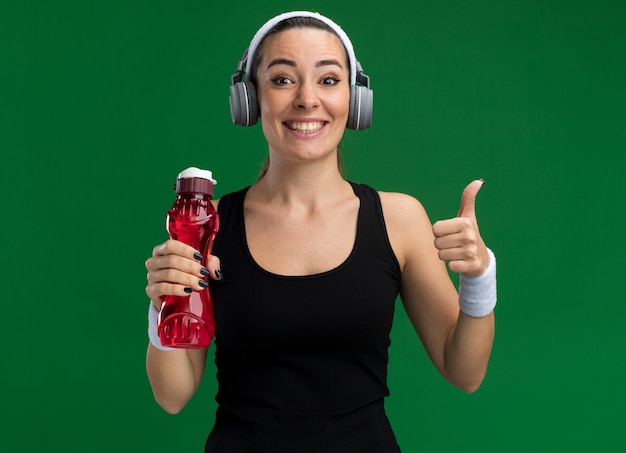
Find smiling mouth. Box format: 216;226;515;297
284;121;326;133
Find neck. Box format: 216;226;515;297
252;159;350;207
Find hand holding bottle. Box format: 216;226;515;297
145;238;222;305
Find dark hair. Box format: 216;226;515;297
248;16;349;85
250;16;348;180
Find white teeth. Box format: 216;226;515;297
286;122;324;132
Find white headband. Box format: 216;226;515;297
244;11;358;86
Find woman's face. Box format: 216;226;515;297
255;27;350;166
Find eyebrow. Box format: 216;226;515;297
266;58;344;70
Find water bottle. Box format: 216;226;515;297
157;167;219;349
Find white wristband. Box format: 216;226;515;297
147;302;177;351
458;248;497;317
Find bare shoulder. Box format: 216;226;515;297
378;191;435;269
378;191;432;229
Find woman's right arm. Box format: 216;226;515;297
144;239;221;414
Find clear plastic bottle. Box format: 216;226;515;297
157;167;219;349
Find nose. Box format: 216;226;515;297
294;80;319;110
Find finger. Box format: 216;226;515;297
432;217;472;238
146;253;205;277
446;259;474;276
435;225;479;249
434;232;469;251
436;243;481;262
457;179;485;218
445;246;487;276
146;281;197;302
204;254;223;280
147;267;208;290
152;239;201;260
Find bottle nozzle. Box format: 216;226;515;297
175;167;217;196
177;167;217;185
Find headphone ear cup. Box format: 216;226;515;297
229;82;246;126
229;81;259;126
347;85;373;130
245;81;259;126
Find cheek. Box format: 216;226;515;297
331;89;351;119
259;92;288;122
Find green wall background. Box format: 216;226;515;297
2;0;625;451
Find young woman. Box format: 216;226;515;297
145;11;497;452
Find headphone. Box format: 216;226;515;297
229;11;373;131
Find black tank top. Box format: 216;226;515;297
207;182;402;450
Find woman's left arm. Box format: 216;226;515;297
381;181;495;393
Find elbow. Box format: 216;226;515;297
150;386;191;414
444;369;486;394
458;380;483;394
155;395;187;415
162;405;184;415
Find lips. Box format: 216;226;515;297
284;121;326;133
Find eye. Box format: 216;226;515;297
271;76;293;86
320;77;340;86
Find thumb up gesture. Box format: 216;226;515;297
432;180;491;278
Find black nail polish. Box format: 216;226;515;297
184;287;193;294
200;267;211;277
214;269;224;280
193;252;203;261
199;279;209;288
